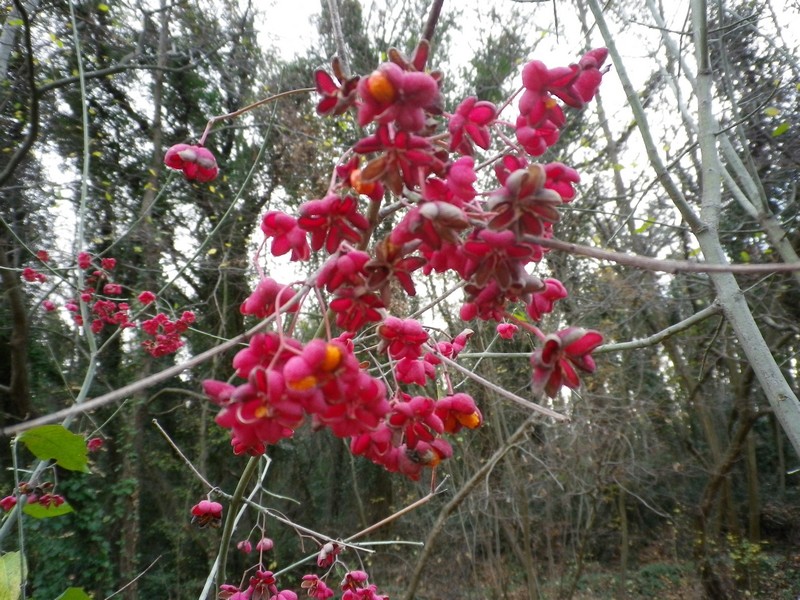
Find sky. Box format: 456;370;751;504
258;0;319;60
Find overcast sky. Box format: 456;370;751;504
259;0;319;59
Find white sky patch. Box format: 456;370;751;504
258;0;320;60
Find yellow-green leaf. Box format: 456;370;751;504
740;250;751;263
635;219;656;234
763;106;780;117
98;3;110;11
772;122;790;137
56;588;92;600
18;425;90;473
23;500;74;519
0;551;26;600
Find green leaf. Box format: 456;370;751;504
48;32;64;48
55;588;91;600
7;18;23;26
771;122;790;137
97;3;110;11
763;106;780;117
23;500;74;519
18;425;90;473
634;219;655;234
740;250;751;263
0;551;26;600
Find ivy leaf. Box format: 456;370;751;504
17;425;90;473
56;588;92;600
771;122;790;137
0;551;26;600
23;500;74;519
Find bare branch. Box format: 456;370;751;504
527;235;800;274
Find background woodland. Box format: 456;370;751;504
1;0;800;598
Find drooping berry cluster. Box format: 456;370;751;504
212;527;388;600
203;333;391;455
189;41;608;477
22;250;195;358
0;481;66;513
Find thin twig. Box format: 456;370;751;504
403;415;536;599
527;235;800;274
435;353;568;421
595;302;722;353
421;0;445;44
345;488;441;542
198;87;314;145
325;0;351;77
152;419;215;490
0;282;314;438
103;555;162;600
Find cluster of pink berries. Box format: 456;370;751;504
197;508;389;599
0;481;65;512
236;536;274;554
21;250;195;358
215;531;387;600
203;332;391;456
190;43;608;473
140;310;196;357
203;319;484;478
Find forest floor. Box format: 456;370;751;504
377;537;800;598
564;551;800;599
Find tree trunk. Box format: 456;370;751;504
615;487;629;599
745;431;760;542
